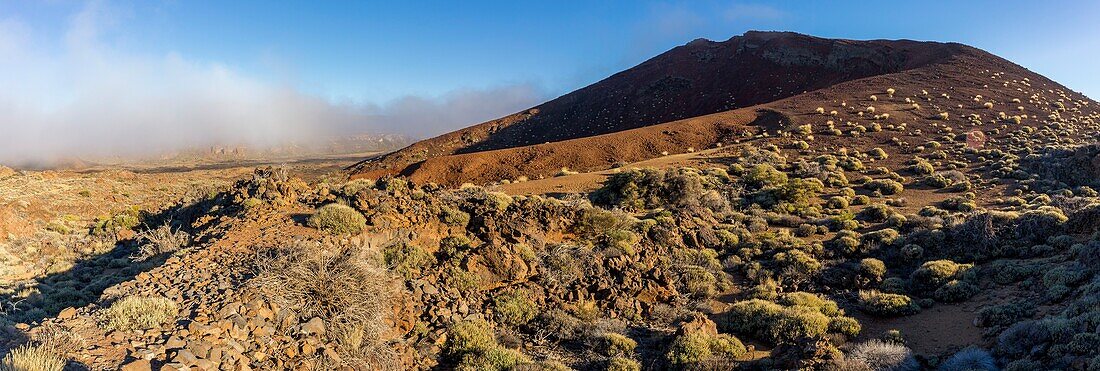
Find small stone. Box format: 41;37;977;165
165;336;187;349
300;317;325;336
58;307;78;319
162;362;191;371
121;359;152;371
172;349;200;366
193;359;218;371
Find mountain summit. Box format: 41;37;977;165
352;31;1094;185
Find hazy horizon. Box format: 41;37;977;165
1;0;1097;165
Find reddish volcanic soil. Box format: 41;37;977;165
351;31;1097;187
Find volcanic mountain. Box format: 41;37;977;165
351;31;1096;185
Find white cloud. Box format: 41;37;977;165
0;1;544;166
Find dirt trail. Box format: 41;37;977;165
495;146;723;195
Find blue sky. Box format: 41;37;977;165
1;0;1098;162
7;1;1099;102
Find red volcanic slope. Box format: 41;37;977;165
351;31;1097;186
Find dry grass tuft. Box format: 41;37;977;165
134;223;190;261
0;344;66;371
252;239;403;367
104;296;179;331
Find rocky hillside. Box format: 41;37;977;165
3;30;1100;371
349;31;1073;185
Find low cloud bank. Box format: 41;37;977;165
0;3;543;166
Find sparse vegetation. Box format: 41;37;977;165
307;203;367;234
0;344;66;371
104;296;179;331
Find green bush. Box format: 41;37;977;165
678;266;718;299
910;159;935;175
438;235;473;261
439;206;471;226
383;243;436;279
446;319;496;355
666;333;713;365
743;164;788;189
596;333;637;357
666;332;746;366
777;292;840;317
864;179;904;195
308;203;366;234
773;250;822;281
858;291;919;316
769;306;830;343
975;303;1035;328
607;357;641;371
910;259;971;293
493;289;537;326
828;316;862;337
826;196;850;209
91;207;142;236
726;299;784;336
574;208;639;254
456;346;531;371
934;280;979;303
858;258;887;286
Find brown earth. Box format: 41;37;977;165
351;31;1097;187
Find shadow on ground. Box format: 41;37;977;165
0;191;239;349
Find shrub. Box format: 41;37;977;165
726;299;784;336
864;179;904;195
596;333;637;357
666;333;713;365
847;340;919;371
591;168;726;212
910;260;971;293
975;303;1035;328
858;258;887;286
862;228;900;247
826;196;850;209
104;296;178;331
575;208;639;253
91;207;142;237
829;316;862;337
308;203;366;234
933;280;978;303
868;148;889;160
134;223;190;261
383;243;436;279
252;241;401;364
0;344;66;371
456;346;530;371
666;332;746;366
32;324;86;358
773;250;822;282
494;289;537;326
439;206;471;226
744;164;789;189
938;347;996;371
910;159;935;175
438;235;473;261
777;292;841;317
607;357;641;371
770;306;830;343
678;266;718;298
446;319;497;355
858;291;919;316
709;334;747;358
